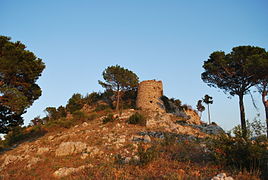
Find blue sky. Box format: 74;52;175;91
1;0;268;131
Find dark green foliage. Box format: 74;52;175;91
84;92;102;105
160;134;212;163
87;112;98;121
102;114;115;124
44;106;67;123
137;144;158;166
99;65;139;110
0;36;45;133
161;96;175;113
127;112;146;126
196;100;205;117
208;122;267;177
171;99;182;109
72;110;88;122
2;125;46;147
203;95;213;105
57;106;67;118
30;116;43;126
202;46;268;137
45;118;75;129
95;104;111;112
209;133;267;172
121;89;138;109
161;96;185;112
44;107;58;120
0;106;23;133
66;93;84;113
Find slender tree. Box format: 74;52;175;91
98;65;139;111
0;36;45;133
250;52;268;137
196;99;205;120
257;82;268;137
201;46;267;137
66;93;84;113
203;95;213;124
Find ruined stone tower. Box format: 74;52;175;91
136;80;165;112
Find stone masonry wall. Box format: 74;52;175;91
136;80;165;112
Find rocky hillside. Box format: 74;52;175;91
0;109;256;179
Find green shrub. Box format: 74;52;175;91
2;125;46;147
3;126;25;146
84;92;102;105
45;118;75;129
102;114;115;124
87;112;98;121
137;144;158;166
72;110;88;122
127;112;146;126
95;104;111;112
209;133;267;171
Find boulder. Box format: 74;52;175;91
53;166;86;178
37;147;50;155
211;173;234;180
55;142;87;156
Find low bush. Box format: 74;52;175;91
208;131;267;177
102;114;115;124
127;112;146;126
87;112;98;121
1;125;46;147
72;110;88;122
45;118;75;129
160;134;212;163
137;144;159;166
210;134;266;170
95;104;111;112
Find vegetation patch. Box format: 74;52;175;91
102;114;116;124
127;112;146;126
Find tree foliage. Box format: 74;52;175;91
203;94;213;124
98;65;139;110
66;93;84;113
196;100;205;119
257;81;268;137
0;36;45;133
201;46;267;137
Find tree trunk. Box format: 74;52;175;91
207;104;211;124
239;94;247;138
116;85;120;111
262;90;268;137
265;106;268;138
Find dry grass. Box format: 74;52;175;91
0;109;263;180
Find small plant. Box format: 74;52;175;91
102;114;115;124
137;144;158;166
72;110;88;122
2;125;46;147
127;112;146;126
208;130;267;175
87;112;98;121
95;104;111;112
45;118;75;129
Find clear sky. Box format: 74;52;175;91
1;0;268;131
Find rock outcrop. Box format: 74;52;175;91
55;142;87;156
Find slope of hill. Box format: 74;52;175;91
1;108;257;180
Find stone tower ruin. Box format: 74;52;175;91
136;80;165;112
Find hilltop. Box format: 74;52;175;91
0;107;232;180
0;79;266;180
